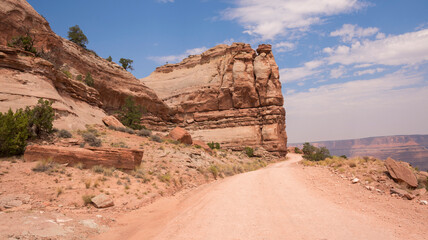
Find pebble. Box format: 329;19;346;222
352;178;359;184
420;200;427;205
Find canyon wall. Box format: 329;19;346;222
142;43;287;155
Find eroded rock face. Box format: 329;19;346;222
24;145;143;170
0;0;171;129
142;43;287;155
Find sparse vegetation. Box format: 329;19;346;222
110;141;128;148
118;96;145;130
82;132;101;147
58;129;72;138
62;70;72;79
244;147;254;157
294;147;302;154
106;56;112;62
84;72;94;87
76;74;83;81
150;135;163;143
209;165;219;179
302;142;331;161
137;129;152;137
7;32;37;54
82;194;94;206
92;165;104;174
158;172;172;183
119;58;134;71
32;159;56;172
74;162;84;170
68;25;88;48
207;142;220;150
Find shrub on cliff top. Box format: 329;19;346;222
8;34;37;54
67;25;88;48
302;142;331;161
118;96;145;130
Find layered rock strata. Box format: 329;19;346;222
142;43;287;155
24;145;143;169
0;0;170;129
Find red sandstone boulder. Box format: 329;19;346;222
102;116;125;129
168;127;192;145
385;158;418;188
24;145;143;170
91;194;114;208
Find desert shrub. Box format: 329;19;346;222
245;147;254;157
74;162;84;170
7;34;37;54
207;142;220;150
58;129;72;138
119;58;134;71
84;72;94;87
68;25;88;48
76;74;83;81
118;96;145;130
137;129;151;137
108;125;117;131
158;172;171;182
92;165;104;174
106;56;112;62
294;147;302;154
0;98;54;157
209;165;219;179
32;159;55;172
340;155;348;159
110;141;128;148
150;135;163;143
103;167;115;177
82;132;101;147
302;142;331;161
62;70;72;79
124;128;135;134
82;194;94;206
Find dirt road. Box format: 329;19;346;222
96;154;411;240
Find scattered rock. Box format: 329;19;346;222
365;186;374;191
91;194;114;208
420;200;427;205
384;158;418;188
0;194;30;210
102;116;125;129
168;127;192;145
352;178;359;184
390;188;415;200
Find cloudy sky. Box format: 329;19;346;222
28;0;428;143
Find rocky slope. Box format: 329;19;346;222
291;135;428;171
142;43;287;155
0;0;170;130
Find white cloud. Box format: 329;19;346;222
330;65;346;78
280;60;324;83
274;41;296;52
354;67;384;76
285;68;428;142
325;29;428;66
156;0;174;3
222;0;367;40
148;47;208;64
330;24;379;42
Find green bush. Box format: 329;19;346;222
244;147;254;157
137;129;151;137
58;129;72;138
62;70;72;79
294;147;302;154
106;56;112;62
150;135;163;143
68;25;88;48
207;142;221;150
7;34;37;54
118;96;145;130
84;72;94;87
0;98;54;157
119;58;134;71
209;165;219;179
76;74;83;81
302;142;331;161
82;132;101;147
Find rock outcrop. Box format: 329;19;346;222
102;116;125;129
24;145;143;169
168;127;193;145
0;0;170;130
385;158;418;188
142;43;287;155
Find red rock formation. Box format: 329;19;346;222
0;0;171;126
24;145;143;170
102;116;125;129
142;43;287;155
168;127;193;145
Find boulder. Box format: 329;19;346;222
168;127;192;145
385;158;418;188
102;116;125;129
24;145;143;170
414;188;427;196
390;188;415;200
91;194;114;208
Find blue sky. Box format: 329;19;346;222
27;0;428;143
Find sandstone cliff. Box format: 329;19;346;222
142;43;287;155
0;0;170;130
